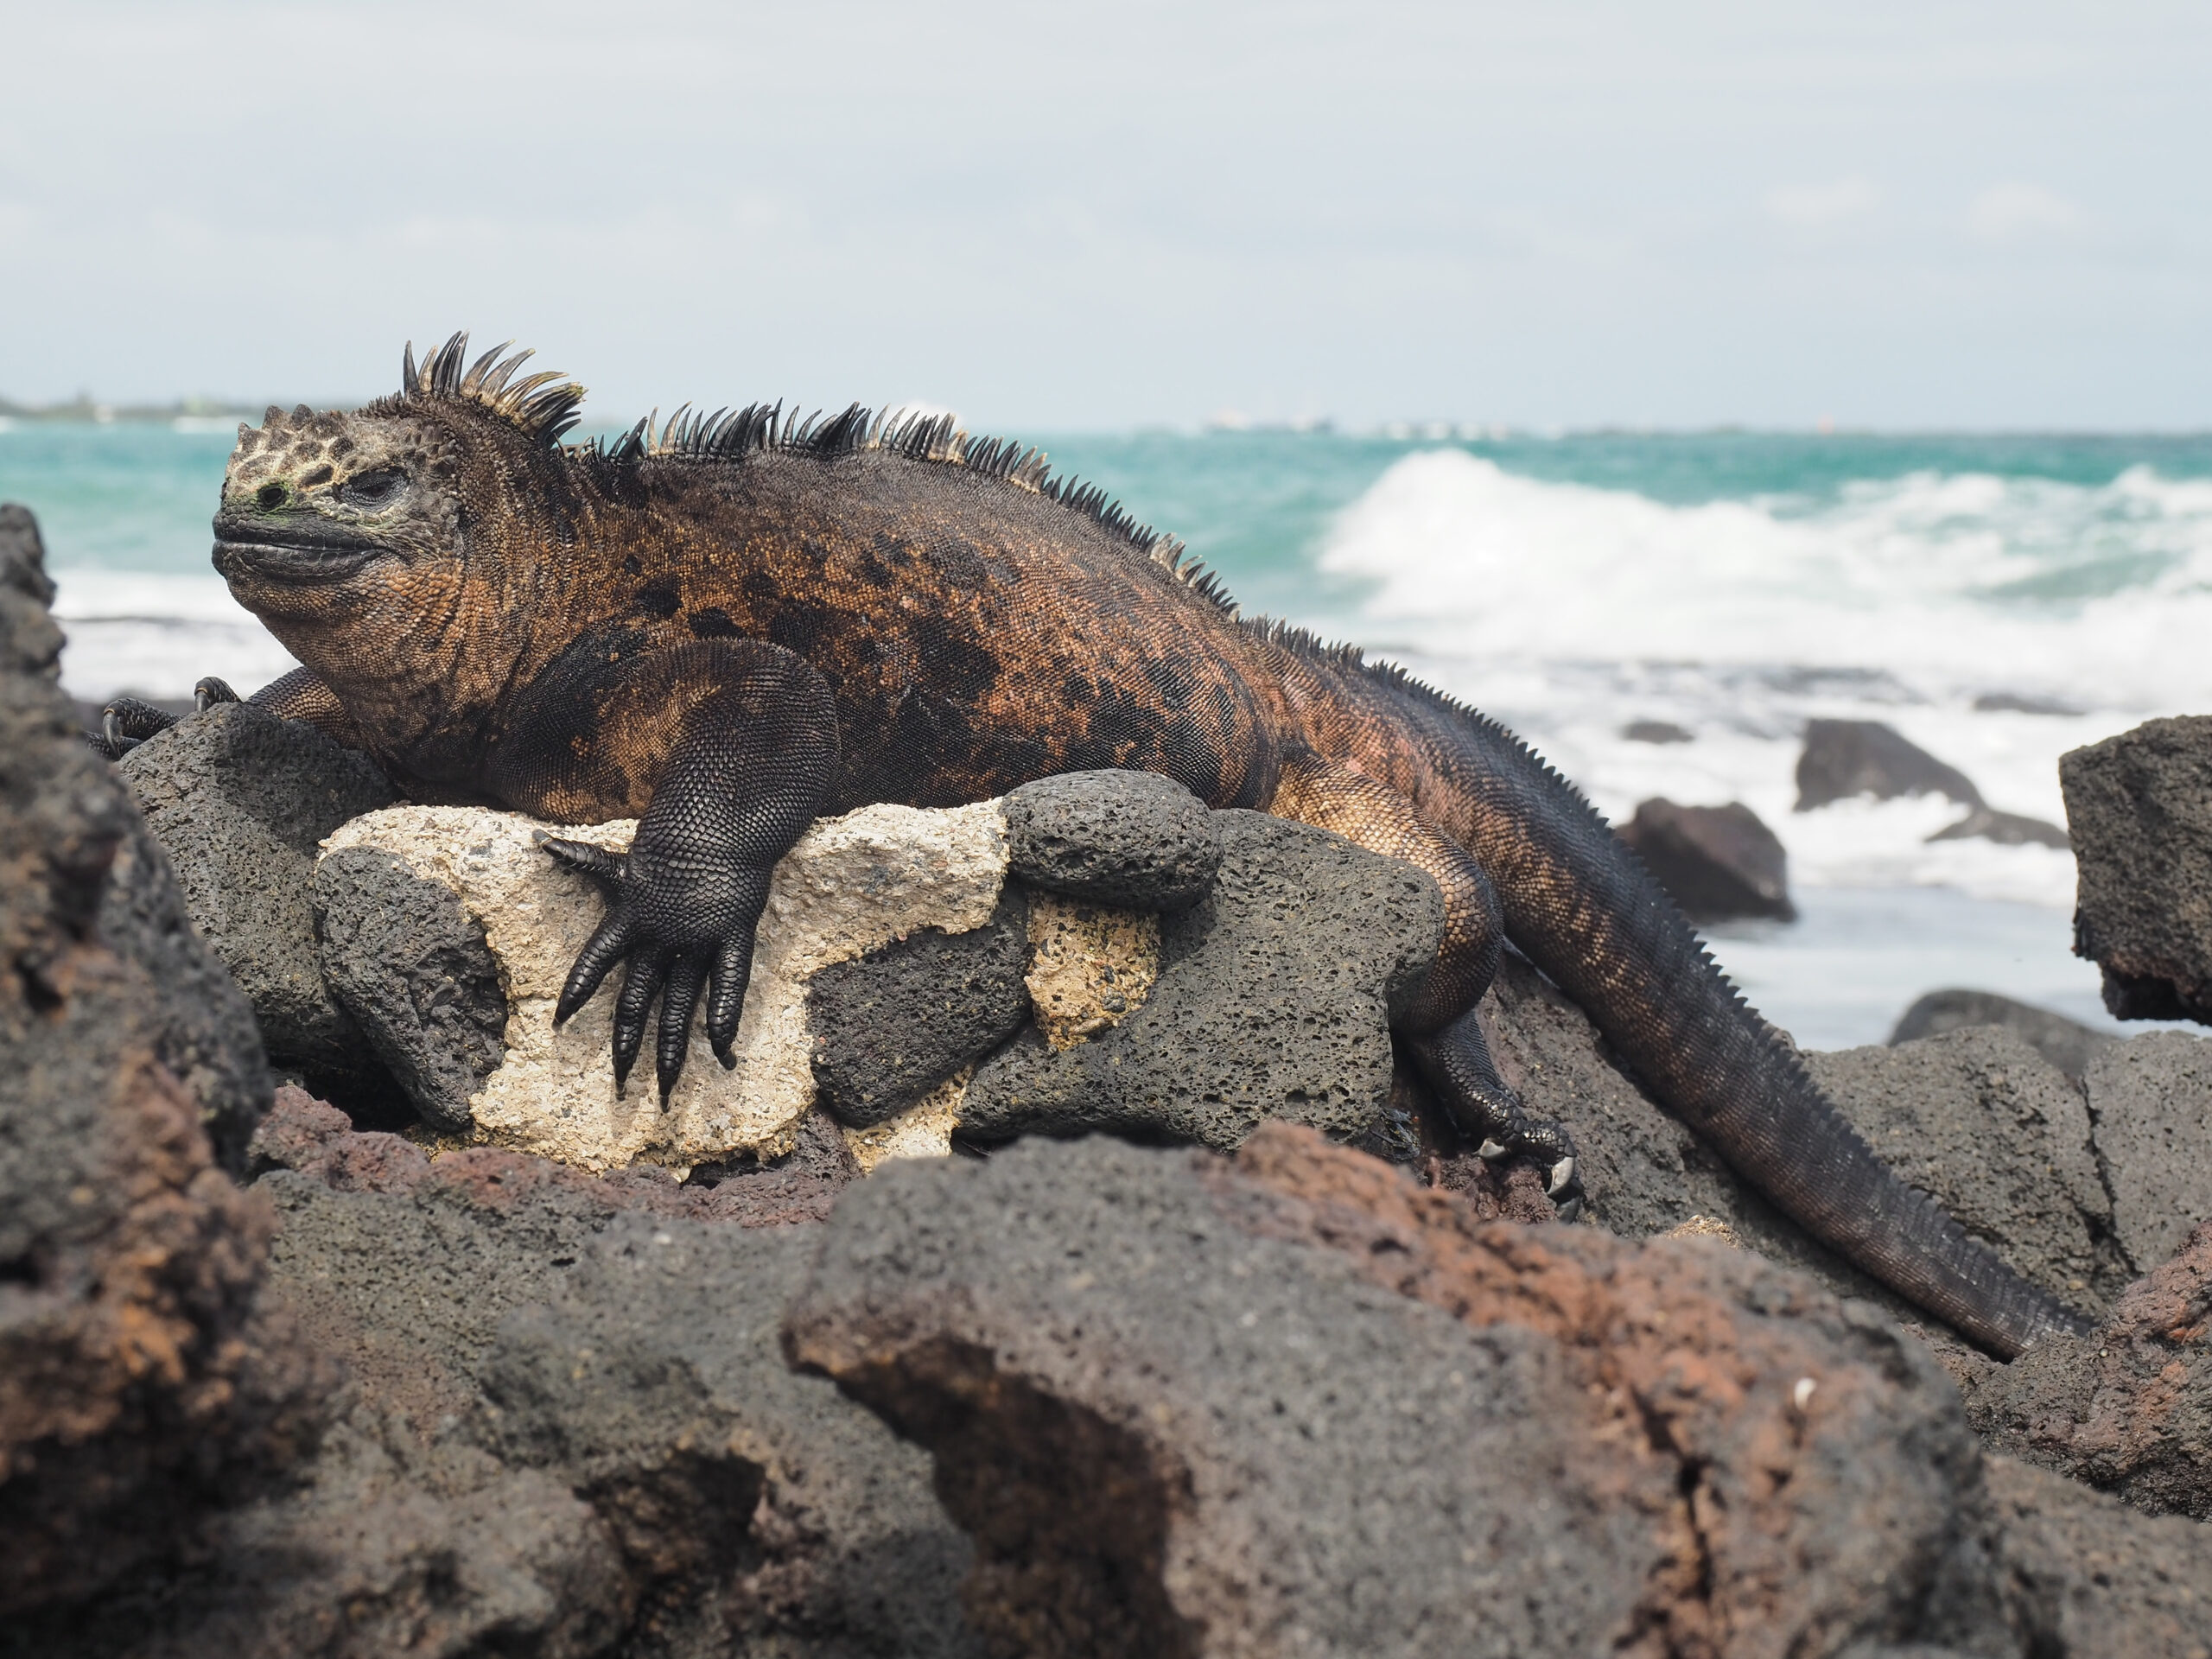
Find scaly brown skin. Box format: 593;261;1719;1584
143;335;2081;1357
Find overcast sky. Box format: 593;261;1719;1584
3;1;2208;429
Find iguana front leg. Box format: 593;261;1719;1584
1270;747;1584;1216
492;634;839;1103
88;668;368;756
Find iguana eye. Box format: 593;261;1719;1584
340;467;407;509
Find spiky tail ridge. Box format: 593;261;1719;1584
1361;664;2088;1359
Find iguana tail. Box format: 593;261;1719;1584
1363;662;2088;1359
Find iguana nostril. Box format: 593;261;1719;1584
257;482;286;511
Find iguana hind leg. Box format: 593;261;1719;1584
1270;747;1582;1215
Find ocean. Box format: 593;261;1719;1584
10;416;2209;1051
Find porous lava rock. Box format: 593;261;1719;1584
2063;715;2212;1024
2085;1030;2212;1272
958;810;1441;1156
1002;767;1222;911
0;502;326;1618
15;1089;977;1657
1957;1221;2212;1522
1617;797;1795;921
1975;1452;2212;1658
116;696;397;1100
312;845;507;1132
1801;1029;2131;1312
1888;988;2114;1087
807;889;1031;1128
785;1123;2207;1658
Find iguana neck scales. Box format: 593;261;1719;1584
187;334;2081;1358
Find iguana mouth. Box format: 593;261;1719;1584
213;514;387;583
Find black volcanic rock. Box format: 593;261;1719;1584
0;502;326;1619
117;698;398;1102
2061;715;2212;1025
1002;767;1222;912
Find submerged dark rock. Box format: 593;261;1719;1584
1796;718;2069;848
1796;718;1982;811
1617;796;1795;921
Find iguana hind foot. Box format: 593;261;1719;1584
1409;1006;1586;1221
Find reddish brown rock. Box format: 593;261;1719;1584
785;1123;2007;1658
1963;1221;2212;1521
248;1082;861;1228
1;503;327;1617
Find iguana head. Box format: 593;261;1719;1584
213;335;587;745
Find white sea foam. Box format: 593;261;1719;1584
1318;451;2212;916
50;569;299;701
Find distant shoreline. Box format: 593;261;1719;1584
0;397;343;426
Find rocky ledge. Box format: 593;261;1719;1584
8;499;2212;1656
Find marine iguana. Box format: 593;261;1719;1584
108;334;2083;1357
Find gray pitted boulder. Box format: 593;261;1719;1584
2083;1031;2212;1274
1801;1029;2132;1313
784;1124;2197;1659
2062;715;2212;1024
807;890;1031;1128
1887;988;2114;1088
0;503;326;1620
1003;767;1221;911
311;847;508;1132
118;698;397;1096
960;810;1440;1155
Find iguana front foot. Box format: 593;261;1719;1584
86;677;243;758
543;836;769;1107
89;695;181;758
1409;1005;1586;1222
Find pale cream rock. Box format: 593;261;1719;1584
1664;1214;1747;1250
321;800;1008;1172
1024;892;1160;1051
841;1067;971;1173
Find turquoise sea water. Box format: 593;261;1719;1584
10;415;2210;1046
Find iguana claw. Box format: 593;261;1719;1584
543;834;765;1107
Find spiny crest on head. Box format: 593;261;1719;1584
391;332;587;446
